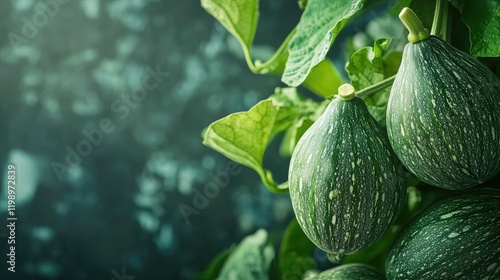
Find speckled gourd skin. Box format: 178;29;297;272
386;188;500;280
313;264;385;280
289;96;406;255
387;36;500;190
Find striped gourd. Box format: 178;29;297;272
313;264;385;280
386;9;500;190
386;188;500;280
289;84;406;255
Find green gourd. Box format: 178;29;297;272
313;264;385;280
386;8;500;190
289;84;406;255
386;188;500;280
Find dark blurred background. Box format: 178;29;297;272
0;0;303;279
0;0;408;279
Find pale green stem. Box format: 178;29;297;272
338;84;356;100
399;8;430;43
431;0;448;37
355;75;396;99
251;28;297;74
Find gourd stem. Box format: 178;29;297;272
338;84;356;100
250;27;297;74
399;8;430;43
327;253;345;264
355;75;396;99
431;0;447;37
442;2;450;42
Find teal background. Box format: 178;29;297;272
0;0;417;279
0;0;301;279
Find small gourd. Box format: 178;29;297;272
386;8;500;190
289;84;406;255
312;264;385;280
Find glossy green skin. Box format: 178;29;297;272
387;36;500;190
386;188;500;280
313;264;385;280
289;97;406;255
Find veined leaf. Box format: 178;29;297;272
201;0;294;75
271;88;328;157
201;0;258;64
345;38;402;125
279;117;314;157
203;100;290;192
382;51;403;77
269;87;323;116
201;0;345;96
462;0;500;57
203;88;325;192
303;58;344;98
282;0;366;87
346;38;389;88
217;229;275;280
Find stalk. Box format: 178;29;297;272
399;8;430;43
431;0;448;37
355;75;396;99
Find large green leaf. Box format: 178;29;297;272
279;117;315;157
201;0;294;74
203;100;290;193
282;0;366;87
201;0;345;97
382;51;403;77
279;219;316;280
201;0;258;64
217;229;275;280
346;38;389;89
271;88;328;157
203;88;323;192
268;88;325;119
302;58;344;98
462;0;500;57
345;38;402;125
